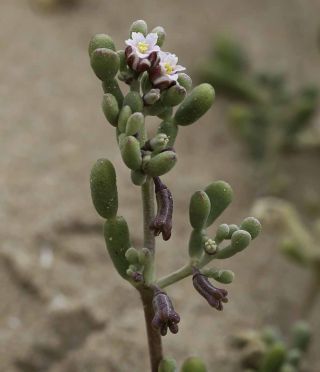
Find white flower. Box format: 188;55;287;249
125;32;160;58
159;51;186;81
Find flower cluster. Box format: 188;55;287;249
125;30;185;90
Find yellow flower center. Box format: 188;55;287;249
137;42;149;54
164;62;173;75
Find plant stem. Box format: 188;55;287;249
157;263;193;288
139;177;163;372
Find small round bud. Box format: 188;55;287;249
144;88;161;105
125;247;140;265
181;356;207;372
240;217;262;239
212;269;234;284
129;19;148;37
149;133;169;152
227;224;239;238
204;238;217;255
215;223;230;242
157;119;179;147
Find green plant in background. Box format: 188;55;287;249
89;20;262;372
231;321;312;372
30;0;79;11
197;36;319;161
253;197;320;318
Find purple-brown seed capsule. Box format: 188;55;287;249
150;177;173;241
152;289;180;336
192;268;228;311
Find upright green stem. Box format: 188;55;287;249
139;177;163;372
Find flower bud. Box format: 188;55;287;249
157;119;179;147
240;217;262;239
174;83;215;126
149;133;169;152
204;238;217;255
205;181;233;227
102;93;119;127
90;159;118;219
177;73;192;92
118;105;132;133
227;224;239;238
215;230;251;259
211;269;234;284
143;151;177;177
90;48;120;81
143;88;161;105
181;357;207;372
120;136;142;171
131;169;147;186
125;247;140;265
129;19;148;37
259;342;287;372
102;78;124;107
291;321;311;352
149;64;176;91
123;91;143;113
189;191;211;229
161;84;187;107
104;216;131;279
88;34;116;56
151;26;166;47
215;223;230;242
158;357;177;372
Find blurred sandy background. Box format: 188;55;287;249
1;0;320;371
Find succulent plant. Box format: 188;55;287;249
198;36;319;162
89;20;262;372
231;321;312;372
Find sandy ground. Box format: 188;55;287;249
0;0;320;371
